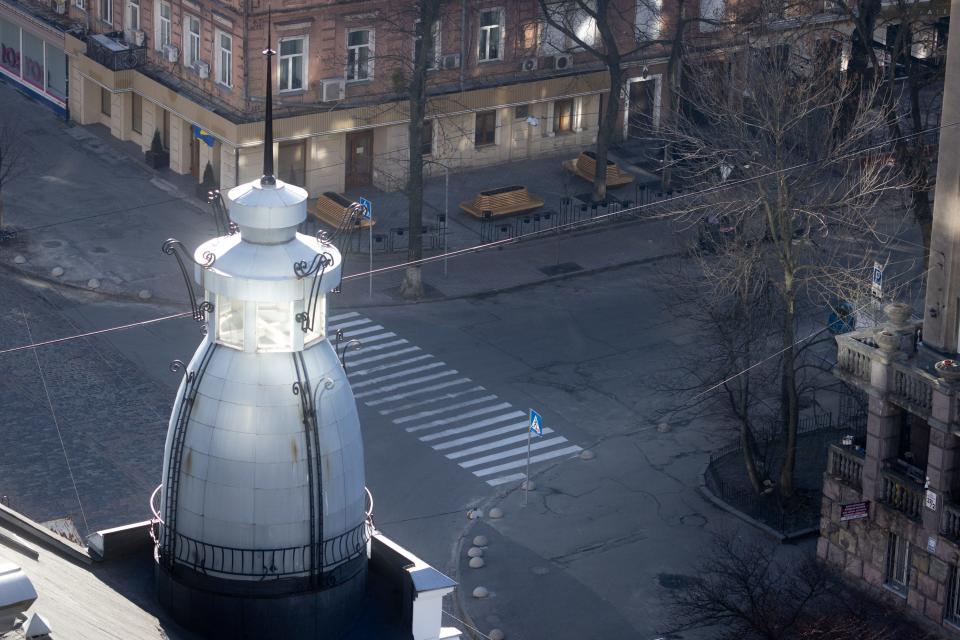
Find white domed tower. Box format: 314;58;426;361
153;31;369;639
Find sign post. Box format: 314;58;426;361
523;409;543;507
358;197;373;298
871;261;884;300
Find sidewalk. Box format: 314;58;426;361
0;80;682;308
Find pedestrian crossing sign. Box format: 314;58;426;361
529;409;543;437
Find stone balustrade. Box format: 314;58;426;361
942;501;960;542
836;334;874;383
828;444;864;489
890;361;935;418
880;468;924;520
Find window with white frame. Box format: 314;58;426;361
426;20;441;69
185;15;201;67
156;1;171;50
75;0;85;10
256;303;294;352
99;0;111;24
126;0;139;31
885;532;910;595
347;29;372;81
635;0;662;40
216;296;244;349
478;9;503;61
216;30;233;87
279;37;306;91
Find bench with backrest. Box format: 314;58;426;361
563;150;634;187
311;191;375;229
459;185;545;219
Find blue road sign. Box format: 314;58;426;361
358;197;372;219
529;409;543;437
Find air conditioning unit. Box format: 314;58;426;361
521;57;538;71
53;0;66;14
196;60;210;79
321;78;345;102
131;29;145;46
163;44;179;62
552;54;573;70
441;53;461;70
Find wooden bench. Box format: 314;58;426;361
310;191;376;229
459;185;545;219
562;151;635;187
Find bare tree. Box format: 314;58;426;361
0;125;26;237
663;16;900;496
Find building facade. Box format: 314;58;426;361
0;0;69;117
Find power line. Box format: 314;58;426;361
0;312;193;356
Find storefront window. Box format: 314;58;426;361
21;31;43;90
256;303;293;352
45;43;66;100
217;296;244;349
0;19;20;77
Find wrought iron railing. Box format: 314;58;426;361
880;467;924;520
85;33;147;71
828;444;864;490
942;501;960;542
889;361;935;417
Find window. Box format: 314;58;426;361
185;15;201;67
131;93;142;133
156;2;171;50
126;0;139;31
21;31;43;90
74;0;85;10
217;296;244;349
478;9;502;61
45;42;67;100
100;87;112;116
216;30;232;87
256;303;293;352
700;0;723;31
885;532;910;595
99;0;112;24
279;37;305;91
635;0;662;40
347;29;372;81
515;104;529;119
422;119;433;156
426;20;441;70
554;98;574;134
520;21;540;53
0;19;20;77
475;110;496;147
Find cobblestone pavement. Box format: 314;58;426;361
0;276;174;535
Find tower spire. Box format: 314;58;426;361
261;9;276;186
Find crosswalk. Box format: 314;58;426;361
328;311;582;487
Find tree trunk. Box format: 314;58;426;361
778;281;799;497
740;422;764;494
593;63;622;203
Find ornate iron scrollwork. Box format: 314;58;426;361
162;238;216;324
207;190;239;236
293;251;334;334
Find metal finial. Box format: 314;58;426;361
261;10;276;186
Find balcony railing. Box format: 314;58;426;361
942;501;960;542
836;335;874;383
890;361;934;417
86;33;146;71
880;467;924;520
828;443;864;489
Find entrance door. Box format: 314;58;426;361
190;133;200;179
278;140;306;187
627;79;656;141
345;130;373;188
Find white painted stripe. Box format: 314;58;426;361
351;362;446;389
328;311;360;322
329;318;372;330
348;345;420;367
474;445;583;477
461;437;568;469
350;332;397;345
486;473;528;487
364;378;473;407
378;386;487;416
431;422;530;450
349;354;435;378
405;403;513;433
419;412;526;442
392;395;499;424
446;429;555;459
354;370;459;399
341;324;387;337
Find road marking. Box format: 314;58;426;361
430;421;530;450
474;446;583;477
418;412;526;441
328;311;360;322
460;437;568;468
329;318;372;331
446;428;555;459
351;354;435;378
354;370;459;399
363;378;473;407
486;473;528;487
348;346;421;367
377;386;487;416
351;362;447;389
404;402;514;433
347;332;397;345
339;324;390;338
391;395;499;424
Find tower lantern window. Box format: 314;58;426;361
216;296;245;349
256;302;294;352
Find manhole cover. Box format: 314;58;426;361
540;262;583;277
657;573;699;590
42;240;62;248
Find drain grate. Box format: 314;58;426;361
540;262;583;277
